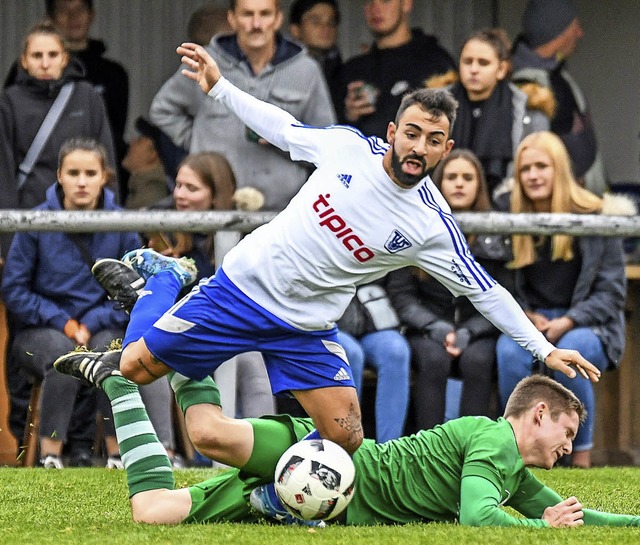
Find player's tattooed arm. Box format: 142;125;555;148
334;402;364;450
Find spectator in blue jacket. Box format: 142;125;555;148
2;137;140;467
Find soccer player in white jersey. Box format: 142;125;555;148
54;42;599;473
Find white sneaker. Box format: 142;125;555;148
41;455;64;469
170;454;186;469
106;455;124;470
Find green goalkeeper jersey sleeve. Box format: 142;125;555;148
507;482;640;526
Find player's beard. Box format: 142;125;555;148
390;148;437;188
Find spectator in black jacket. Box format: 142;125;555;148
4;0;130;201
336;0;455;139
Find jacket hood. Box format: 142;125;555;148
214;32;302;67
41;182;117;211
516;81;556;119
14;56;86;96
512;38;561;73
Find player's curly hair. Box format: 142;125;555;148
504;375;586;423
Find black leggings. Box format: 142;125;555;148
409;334;496;431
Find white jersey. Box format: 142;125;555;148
210;78;555;361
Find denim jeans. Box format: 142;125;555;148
338;329;410;443
496;308;609;451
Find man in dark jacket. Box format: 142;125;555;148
336;0;456;139
46;0;130;199
510;0;606;195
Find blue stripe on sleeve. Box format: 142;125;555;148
290;122;389;156
418;183;496;291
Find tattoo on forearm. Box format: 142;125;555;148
333;402;363;449
136;357;161;379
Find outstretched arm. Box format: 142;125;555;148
508;481;640;527
177;42;221;94
467;284;600;383
176;42;299;153
460;476;594;528
459;475;553;527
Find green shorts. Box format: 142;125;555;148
185;414;316;524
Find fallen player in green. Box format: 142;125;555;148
55;354;639;528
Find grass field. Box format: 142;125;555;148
2;466;640;545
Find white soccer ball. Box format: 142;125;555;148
274;439;356;521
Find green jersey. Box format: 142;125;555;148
347;416;535;525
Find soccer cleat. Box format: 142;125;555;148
249;485;325;527
122;248;198;287
41;455;64;469
53;349;122;388
106;455;124;470
92;258;146;313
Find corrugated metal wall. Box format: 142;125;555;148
0;0;490;139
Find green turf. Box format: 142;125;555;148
2;467;640;545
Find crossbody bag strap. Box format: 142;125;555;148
66;233;94;269
17;81;75;190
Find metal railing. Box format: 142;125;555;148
0;210;639;236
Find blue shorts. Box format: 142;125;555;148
143;269;354;394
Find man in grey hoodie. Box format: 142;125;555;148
150;0;336;211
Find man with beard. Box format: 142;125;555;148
55;42;600;482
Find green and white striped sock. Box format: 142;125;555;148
102;376;174;497
169;371;221;414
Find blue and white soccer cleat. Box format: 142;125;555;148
249;484;325;527
121;248;198;287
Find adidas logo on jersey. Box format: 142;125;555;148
337;173;352;188
333;367;351;381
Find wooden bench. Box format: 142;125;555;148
0;303;18;465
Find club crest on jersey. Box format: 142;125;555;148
384;229;412;253
313;193;375;263
337;173;352;188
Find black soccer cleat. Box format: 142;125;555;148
53;349;123;388
92;258;146;313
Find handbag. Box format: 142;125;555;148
355;284;400;333
338;284;401;338
17;82;75;190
